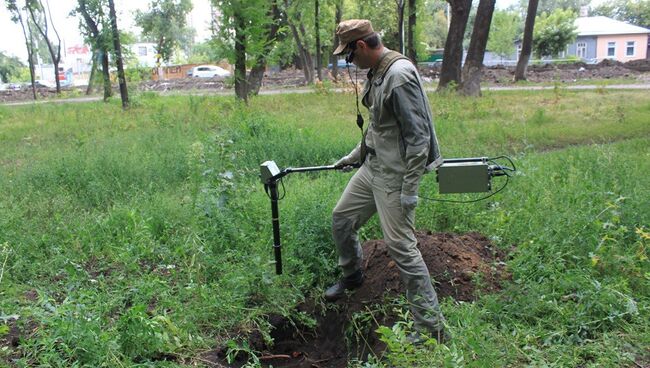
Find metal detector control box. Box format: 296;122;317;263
437;157;490;193
260;160;281;184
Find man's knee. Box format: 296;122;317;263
332;212;355;240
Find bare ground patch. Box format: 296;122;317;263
202;231;510;368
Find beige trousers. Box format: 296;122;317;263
332;155;445;333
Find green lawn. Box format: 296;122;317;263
0;89;648;367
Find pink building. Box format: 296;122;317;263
574;16;650;63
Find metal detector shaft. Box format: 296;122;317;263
268;181;283;275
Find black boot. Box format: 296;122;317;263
324;270;364;301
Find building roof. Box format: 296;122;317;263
576;16;650;36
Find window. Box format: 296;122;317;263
607;42;616;57
138;46;148;56
626;41;635;56
577;42;587;58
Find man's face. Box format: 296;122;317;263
349;40;371;69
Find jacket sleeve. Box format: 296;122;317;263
386;77;431;196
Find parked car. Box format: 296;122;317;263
328;59;356;69
187;65;231;78
34;80;56;88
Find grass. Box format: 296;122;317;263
0;89;649;367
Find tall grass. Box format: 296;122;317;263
0;90;648;366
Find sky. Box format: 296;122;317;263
0;0;523;63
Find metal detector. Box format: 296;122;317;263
260;157;515;274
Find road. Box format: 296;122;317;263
3;83;650;107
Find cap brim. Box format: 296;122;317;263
333;43;348;56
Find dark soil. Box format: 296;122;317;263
0;318;24;365
204;231;510;368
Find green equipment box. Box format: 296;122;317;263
437;159;490;193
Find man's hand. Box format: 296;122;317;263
335;155;356;172
400;194;418;211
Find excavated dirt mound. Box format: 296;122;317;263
205;231;510;368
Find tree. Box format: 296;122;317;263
592;0;650;28
135;0;193;68
514;0;539;81
459;0;496;96
247;0;281;95
487;10;520;59
396;0;405;53
214;0;283;101
533;9;577;58
329;0;343;81
438;0;473;91
107;0;129;108
285;0;314;84
315;0;322;81
6;0;37;99
73;0;112;99
0;52;25;83
26;0;63;94
406;0;417;61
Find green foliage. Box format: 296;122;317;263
0;51;24;83
212;0;275;66
592;0;650;28
117;305;182;360
488;10;521;58
135;0;194;64
417;0;449;57
188;39;227;64
533;9;578;58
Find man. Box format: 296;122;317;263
326;19;447;343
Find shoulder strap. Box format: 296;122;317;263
372;50;411;84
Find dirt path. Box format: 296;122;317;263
3;60;650;106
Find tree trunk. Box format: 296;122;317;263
396;0;405;54
407;0;417;61
247;0;281;96
27;0;63;94
78;0;112;100
108;0;129;108
330;1;343;82
100;48;112;100
86;51;97;95
437;0;472;91
299;23;315;83
16;8;37;100
288;20;313;84
514;0;539;81
459;0;496;96
234;11;248;102
315;0;322;81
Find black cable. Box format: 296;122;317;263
263;178;287;200
488;155;517;172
